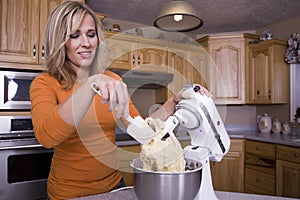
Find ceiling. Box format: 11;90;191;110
86;0;300;35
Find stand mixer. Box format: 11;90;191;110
163;84;231;200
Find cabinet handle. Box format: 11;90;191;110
268;89;271;99
256;161;261;165
256;90;260;95
132;55;135;65
256;146;261;150
137;55;141;65
256;177;261;182
33;44;36;59
41;45;45;60
295;153;299;158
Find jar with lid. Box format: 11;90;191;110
258;114;272;133
272;119;281;134
281;122;291;134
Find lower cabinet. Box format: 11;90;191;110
276;145;300;198
210;139;245;192
118;145;141;186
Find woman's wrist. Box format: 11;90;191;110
164;95;179;114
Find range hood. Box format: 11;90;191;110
110;69;174;89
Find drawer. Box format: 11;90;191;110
245;168;275;195
246;140;275;159
245;153;275;175
276;145;300;164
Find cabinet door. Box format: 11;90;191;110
39;0;65;65
189;48;209;89
249;49;272;103
210;139;244;193
211;151;244;192
107;37;168;71
0;0;39;64
137;47;168;72
167;50;190;97
118;145;141;186
106;38;134;70
248;40;289;104
276;159;300;198
209;41;246;104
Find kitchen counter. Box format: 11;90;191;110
228;130;300;147
72;187;297;200
116;127;300;148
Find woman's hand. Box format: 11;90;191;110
92;74;130;118
173;84;210;104
150;84;210;121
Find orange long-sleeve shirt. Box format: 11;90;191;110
30;71;140;200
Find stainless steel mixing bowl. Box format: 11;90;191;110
130;158;202;200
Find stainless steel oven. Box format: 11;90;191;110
0;116;53;200
0;70;40;110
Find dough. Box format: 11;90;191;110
140;118;185;172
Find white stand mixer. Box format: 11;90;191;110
165;84;231;200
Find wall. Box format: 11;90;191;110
256;15;300;40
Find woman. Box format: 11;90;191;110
30;1;209;199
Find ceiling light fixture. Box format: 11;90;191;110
153;0;203;32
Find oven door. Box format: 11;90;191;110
0;145;53;200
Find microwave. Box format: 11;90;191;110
0;70;40;110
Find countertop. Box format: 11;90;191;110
116;126;300;148
72;187;297;200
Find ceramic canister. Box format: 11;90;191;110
272;119;281;134
258;114;272;133
281;122;291;134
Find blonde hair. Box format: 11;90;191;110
44;1;107;89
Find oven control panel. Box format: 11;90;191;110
0;116;39;149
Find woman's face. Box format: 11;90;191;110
66;13;98;72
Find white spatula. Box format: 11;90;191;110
91;82;154;144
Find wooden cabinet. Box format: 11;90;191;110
197;33;259;104
156;42;209;103
245;140;276;195
118;144;141;186
106;34;168;71
0;0;40;65
105;32;209;103
276;145;300;198
210;139;245;192
248;39;289;104
0;0;84;68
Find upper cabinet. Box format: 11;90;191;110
104;32;210;103
0;0;84;69
105;34;168;72
197;33;259;104
0;0;41;65
165;42;209;100
248;39;289;104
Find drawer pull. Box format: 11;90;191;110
256;146;261;150
256;177;261;182
256;161;261;165
295;153;299;158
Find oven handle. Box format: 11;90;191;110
0;144;44;150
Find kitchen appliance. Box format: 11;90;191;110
0;116;53;200
130;84;230;200
0;69;40;110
